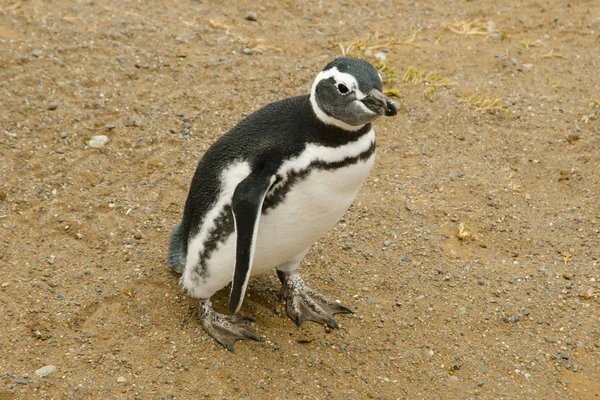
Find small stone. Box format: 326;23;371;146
105;124;116;130
1;282;8;288
361;287;369;292
245;11;258;21
297;335;314;344
545;337;556;343
60;132;68;139
566;132;580;144
366;297;376;304
401;256;411;262
375;52;387;62
243;48;253;55
448;375;459;383
87;135;109;148
522;63;534;70
133;232;142;240
562;273;573;280
35;365;56;377
0;190;6;201
47;101;59;110
116;376;126;383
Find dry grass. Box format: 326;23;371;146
467;94;507;114
402;66;452;101
447;20;490;36
544;76;561;89
402;66;450;86
541;49;567;59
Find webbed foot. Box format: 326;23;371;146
277;270;352;329
199;299;260;351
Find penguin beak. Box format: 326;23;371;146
362;89;398;117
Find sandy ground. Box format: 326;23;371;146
1;0;600;399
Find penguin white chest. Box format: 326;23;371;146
252;152;374;273
251;130;376;274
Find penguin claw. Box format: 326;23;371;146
198;299;260;351
277;270;351;329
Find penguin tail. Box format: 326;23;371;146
167;221;186;274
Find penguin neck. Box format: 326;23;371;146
304;96;373;147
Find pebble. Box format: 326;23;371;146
375;52;387;62
448;375;459;383
60;132;68;139
361;287;369;292
116;376;126;383
245;11;258;21
296;334;314;344
562;273;573;280
35;365;56;377
366;297;376;304
545;337;556;343
566;132;580;144
134;232;142;240
105;124;116;130
522;63;534;70
47;101;59;110
87;135;109;148
243;48;253;55
401;256;411;262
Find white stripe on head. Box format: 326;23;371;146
309;67;370;131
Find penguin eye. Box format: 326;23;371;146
337;83;349;94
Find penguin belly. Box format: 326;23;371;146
251;153;375;275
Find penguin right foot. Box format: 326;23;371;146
198;299;261;351
277;270;353;329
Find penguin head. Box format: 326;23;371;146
310;57;398;131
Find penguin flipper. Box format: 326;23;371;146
229;169;275;314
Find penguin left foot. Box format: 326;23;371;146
198;299;261;351
277;270;352;329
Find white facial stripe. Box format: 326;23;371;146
309;67;369;131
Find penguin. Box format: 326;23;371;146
168;57;397;351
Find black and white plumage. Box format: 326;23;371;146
168;57;397;350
